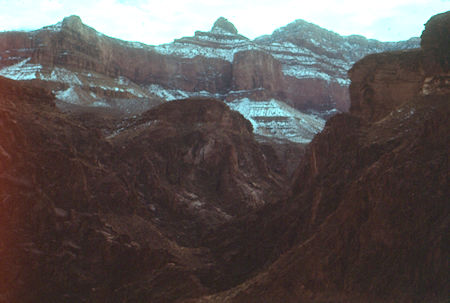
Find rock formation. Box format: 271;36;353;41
0;15;418;143
212;17;239;35
0;11;447;303
0;66;290;301
191;11;449;303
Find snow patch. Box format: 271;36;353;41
118;76;129;85
282;65;350;84
154;43;234;61
282;65;332;81
124;41;148;49
43;22;62;32
228;88;264;95
336;78;351;85
146;84;226;101
261;42;315;56
91;101;110;107
195;32;248;44
0;58;42;80
147;84;191;100
227;98;325;143
210;27;237;36
43;67;83;85
55;87;81;104
154;41;261;62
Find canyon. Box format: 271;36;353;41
0;15;418;143
0;10;448;303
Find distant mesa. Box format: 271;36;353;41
211;17;238;34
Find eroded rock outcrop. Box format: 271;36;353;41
0;74;289;302
192;11;449;303
108;98;286;243
0;76;219;302
212;17;239;35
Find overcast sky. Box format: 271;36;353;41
0;0;448;44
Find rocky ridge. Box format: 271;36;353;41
0;15;418;143
191;11;449;303
0;73;290;302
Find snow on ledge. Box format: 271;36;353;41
226;98;325;143
0;58;42;80
55;86;81;104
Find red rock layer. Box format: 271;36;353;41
0;15;418;113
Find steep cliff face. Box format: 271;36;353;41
231;50;284;94
193;11;449;303
0;15;418;143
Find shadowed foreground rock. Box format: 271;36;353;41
0;77;204;302
189;11;449;303
0;77;286;302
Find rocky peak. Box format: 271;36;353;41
61;15;84;31
211;17;238;35
57;15;99;39
420;10;450;73
271;19;341;43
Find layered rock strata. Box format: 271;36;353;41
0;16;418;143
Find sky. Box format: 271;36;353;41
0;0;448;45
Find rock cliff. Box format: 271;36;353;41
191;11;449;303
0;15;418;143
0;11;446;303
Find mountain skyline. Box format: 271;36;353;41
0;0;448;45
0;15;420;143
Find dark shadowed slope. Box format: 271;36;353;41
0;77;288;302
191;11;449;303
